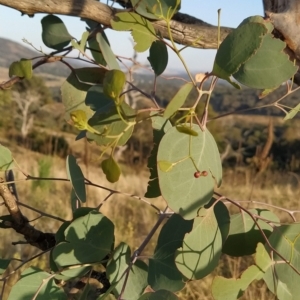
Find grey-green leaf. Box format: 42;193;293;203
148;214;193;292
131;0;180;20
284;103;300;121
175;206;223;279
96;32;120;70
61;67;107;122
9;59;32;79
107;243;148;299
71;31;89;52
263;224;300;299
164;83;193;119
41;15;72;50
66;155;86;203
52;211;114;274
157;125;222;220
101;157;121;183
8;267;67;300
0;145;14;171
213;22;267;87
148;40;168;76
145;115;172;198
233;33;298;89
222;209;279;256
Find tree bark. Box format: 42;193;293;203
263;0;300;83
0;0;231;49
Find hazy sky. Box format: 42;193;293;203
0;1;263;73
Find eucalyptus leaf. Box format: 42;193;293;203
284;103;300;120
222;209;279;256
61;67;107;121
233;33;298;89
52;211;114;272
145;115;172;198
213;22;267;88
163;83;193;119
175;125;198;136
101;156;121;183
111;12;157;52
9;59;32;79
71;31;89;52
263;224;300;299
88;34;107;66
148;40;168;76
103;69;126;102
157;125;222;220
0;145;14;171
66;155;86;203
96;32;120;70
175;206;222;279
41;15;72;50
131;0;181;20
107;243;148;299
148;214;193;292
87;102;135;147
8;267;67;300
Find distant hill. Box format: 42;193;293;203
0;37;72;78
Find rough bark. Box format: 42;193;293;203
263;0;300;83
0;0;231;49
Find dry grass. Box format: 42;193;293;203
0;147;299;299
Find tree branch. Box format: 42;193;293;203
0;174;56;251
0;0;232;49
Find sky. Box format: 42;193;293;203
0;1;263;73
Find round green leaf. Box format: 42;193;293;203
52;211;114;270
148;41;168;76
212;22;267;87
8;267;67;300
157;125;222;220
222;209;279;256
148;214;193;292
41;15;72;50
233;33;298;89
175;207;223;280
107;243;148;299
263;224;300;299
101;157;121;183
